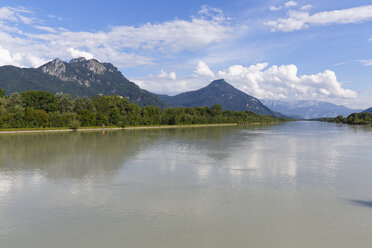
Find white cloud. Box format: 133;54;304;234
158;70;177;80
0;45;47;67
270;2;297;11
25;55;48;67
270;6;282;11
334;62;345;67
0;45;14;66
217;63;357;99
359;60;372;66
135;62;357;102
284;1;298;8
265;5;372;32
34;25;57;33
198;5;228;22
0;6;235;68
168;72;177;80
194;61;216;78
0;6;33;24
68;48;94;60
300;4;313;11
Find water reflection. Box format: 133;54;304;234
0;122;369;184
1;122;372;248
347;199;372;208
0;131;157;179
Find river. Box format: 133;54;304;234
0;121;371;247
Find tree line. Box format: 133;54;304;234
317;113;372;125
0;89;285;129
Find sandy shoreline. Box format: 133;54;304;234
0;123;238;134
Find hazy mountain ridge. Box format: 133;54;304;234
159;79;281;116
0;58;167;107
262;99;362;119
362;107;372;113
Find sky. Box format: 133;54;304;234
0;0;371;108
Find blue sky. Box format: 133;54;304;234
0;0;371;108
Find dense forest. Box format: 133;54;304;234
0;88;286;129
317;113;372;125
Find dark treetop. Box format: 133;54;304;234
0;89;288;129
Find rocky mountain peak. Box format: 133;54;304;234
40;58;66;78
38;58;108;86
85;59;106;75
69;57;107;75
70;57;87;63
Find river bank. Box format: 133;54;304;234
0;123;239;134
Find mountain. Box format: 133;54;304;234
363;107;372;113
262;100;363;119
0;58;167;107
159;79;280;116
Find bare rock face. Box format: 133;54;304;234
40;58;67;79
86;59;106;75
39;57;107;86
70;57;106;74
70;57;87;63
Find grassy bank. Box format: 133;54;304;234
0;123;240;134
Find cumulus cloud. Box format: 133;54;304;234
270;1;298;11
217;63;356;99
0;45;14;66
284;1;298;8
68;48;94;60
0;45;47;67
198;5;228;22
158;70;177;80
265;5;372;32
194;61;216;78
136;62;357;102
270;6;282;11
0;5;235;68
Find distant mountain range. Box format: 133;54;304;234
0;60;281;116
262;100;363;119
3;57;364;119
159;79;281;116
0;57;166;107
363;107;372;113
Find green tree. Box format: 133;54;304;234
211;104;223;116
0;88;5;97
24;107;49;127
77;110;96;127
21;91;58;113
56;93;74;113
6;93;23;111
74;97;94;112
8;105;24;128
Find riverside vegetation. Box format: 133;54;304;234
0;88;286;129
317;113;372;125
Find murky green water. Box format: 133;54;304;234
1;121;372;248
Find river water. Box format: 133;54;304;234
0;121;371;248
